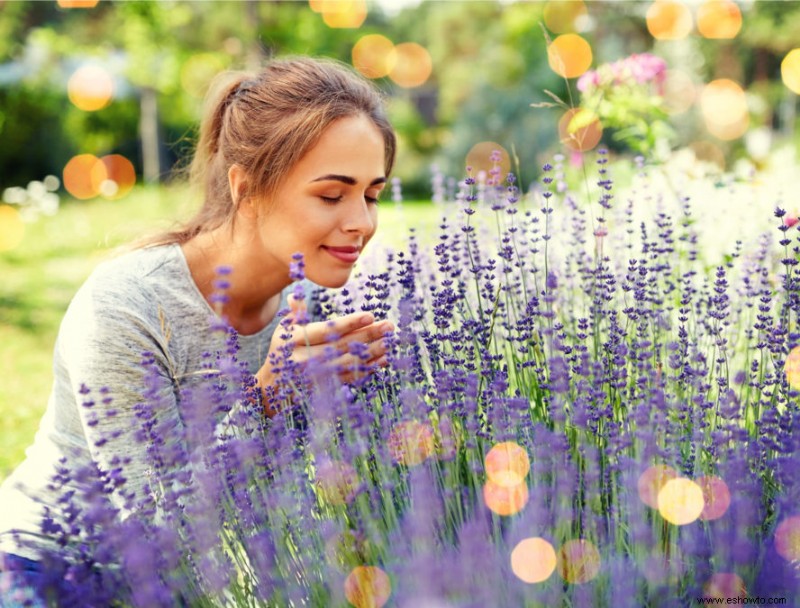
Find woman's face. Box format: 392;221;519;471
253;114;387;289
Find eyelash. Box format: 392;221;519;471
320;195;381;205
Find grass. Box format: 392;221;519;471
0;188;440;481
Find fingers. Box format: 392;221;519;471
286;293;308;324
298;311;375;345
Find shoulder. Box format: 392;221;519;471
80;245;183;307
63;245;184;335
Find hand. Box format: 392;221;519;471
256;294;394;415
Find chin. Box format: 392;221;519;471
309;273;352;289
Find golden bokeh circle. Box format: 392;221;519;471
483;479;529;516
697;475;731;521
352;35;396;79
557;539;601;584
781;49;800;95
700;79;749;141
57;0;99;7
510;537;557;583
547;34;593;79
91;155;136;200
658;478;705;526
485;442;530;487
703;572;746;600
388;420;435;467
343;566;392;608
775;515;800;562
67;65;114;112
637;464;678;509
465;142;511;181
646;0;693;41
0;205;25;252
63;154;102;200
697;1;742;39
388;42;433;88
785;346;800;389
321;0;368;29
558;108;603;152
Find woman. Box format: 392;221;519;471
0;56;396;603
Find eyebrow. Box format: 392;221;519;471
311;174;387;186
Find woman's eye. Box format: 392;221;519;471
366;195;381;204
320;195;343;204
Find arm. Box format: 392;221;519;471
55;274;185;518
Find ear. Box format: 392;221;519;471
228;164;256;219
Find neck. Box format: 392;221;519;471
181;226;291;335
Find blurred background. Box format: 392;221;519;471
1;0;799;479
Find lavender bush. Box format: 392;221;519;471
19;149;800;607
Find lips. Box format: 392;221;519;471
322;245;360;264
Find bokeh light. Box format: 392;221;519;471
352;35;396;79
63;154;102;200
774;515;800;562
557;539;601;584
697;475;731;521
67;64;114;112
57;0;99;7
320;0;368;29
388;42;432;88
465;142;511;181
703;573;746;600
785;346;800;389
388;420;435;467
700;79;749;141
543;1;588;34
485;442;530;487
646;0;693;40
637;464;678;509
658;478;705;526
483;479;529;516
663;69;697;114
697;1;742;39
510;537;557;584
315;460;359;506
547;34;593;79
0;205;25;252
344;566;391;608
781;49;800;95
558;108;603;152
93;155;136;200
180;53;227;98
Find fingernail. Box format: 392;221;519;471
360;314;373;325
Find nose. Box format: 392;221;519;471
343;197;376;235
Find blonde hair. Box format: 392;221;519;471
142;56;396;247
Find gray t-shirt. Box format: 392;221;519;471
0;244;294;559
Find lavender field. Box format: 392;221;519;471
22;147;800;607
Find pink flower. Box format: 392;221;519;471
577;70;600;93
785;214;799;228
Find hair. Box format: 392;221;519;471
139;56;396;248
